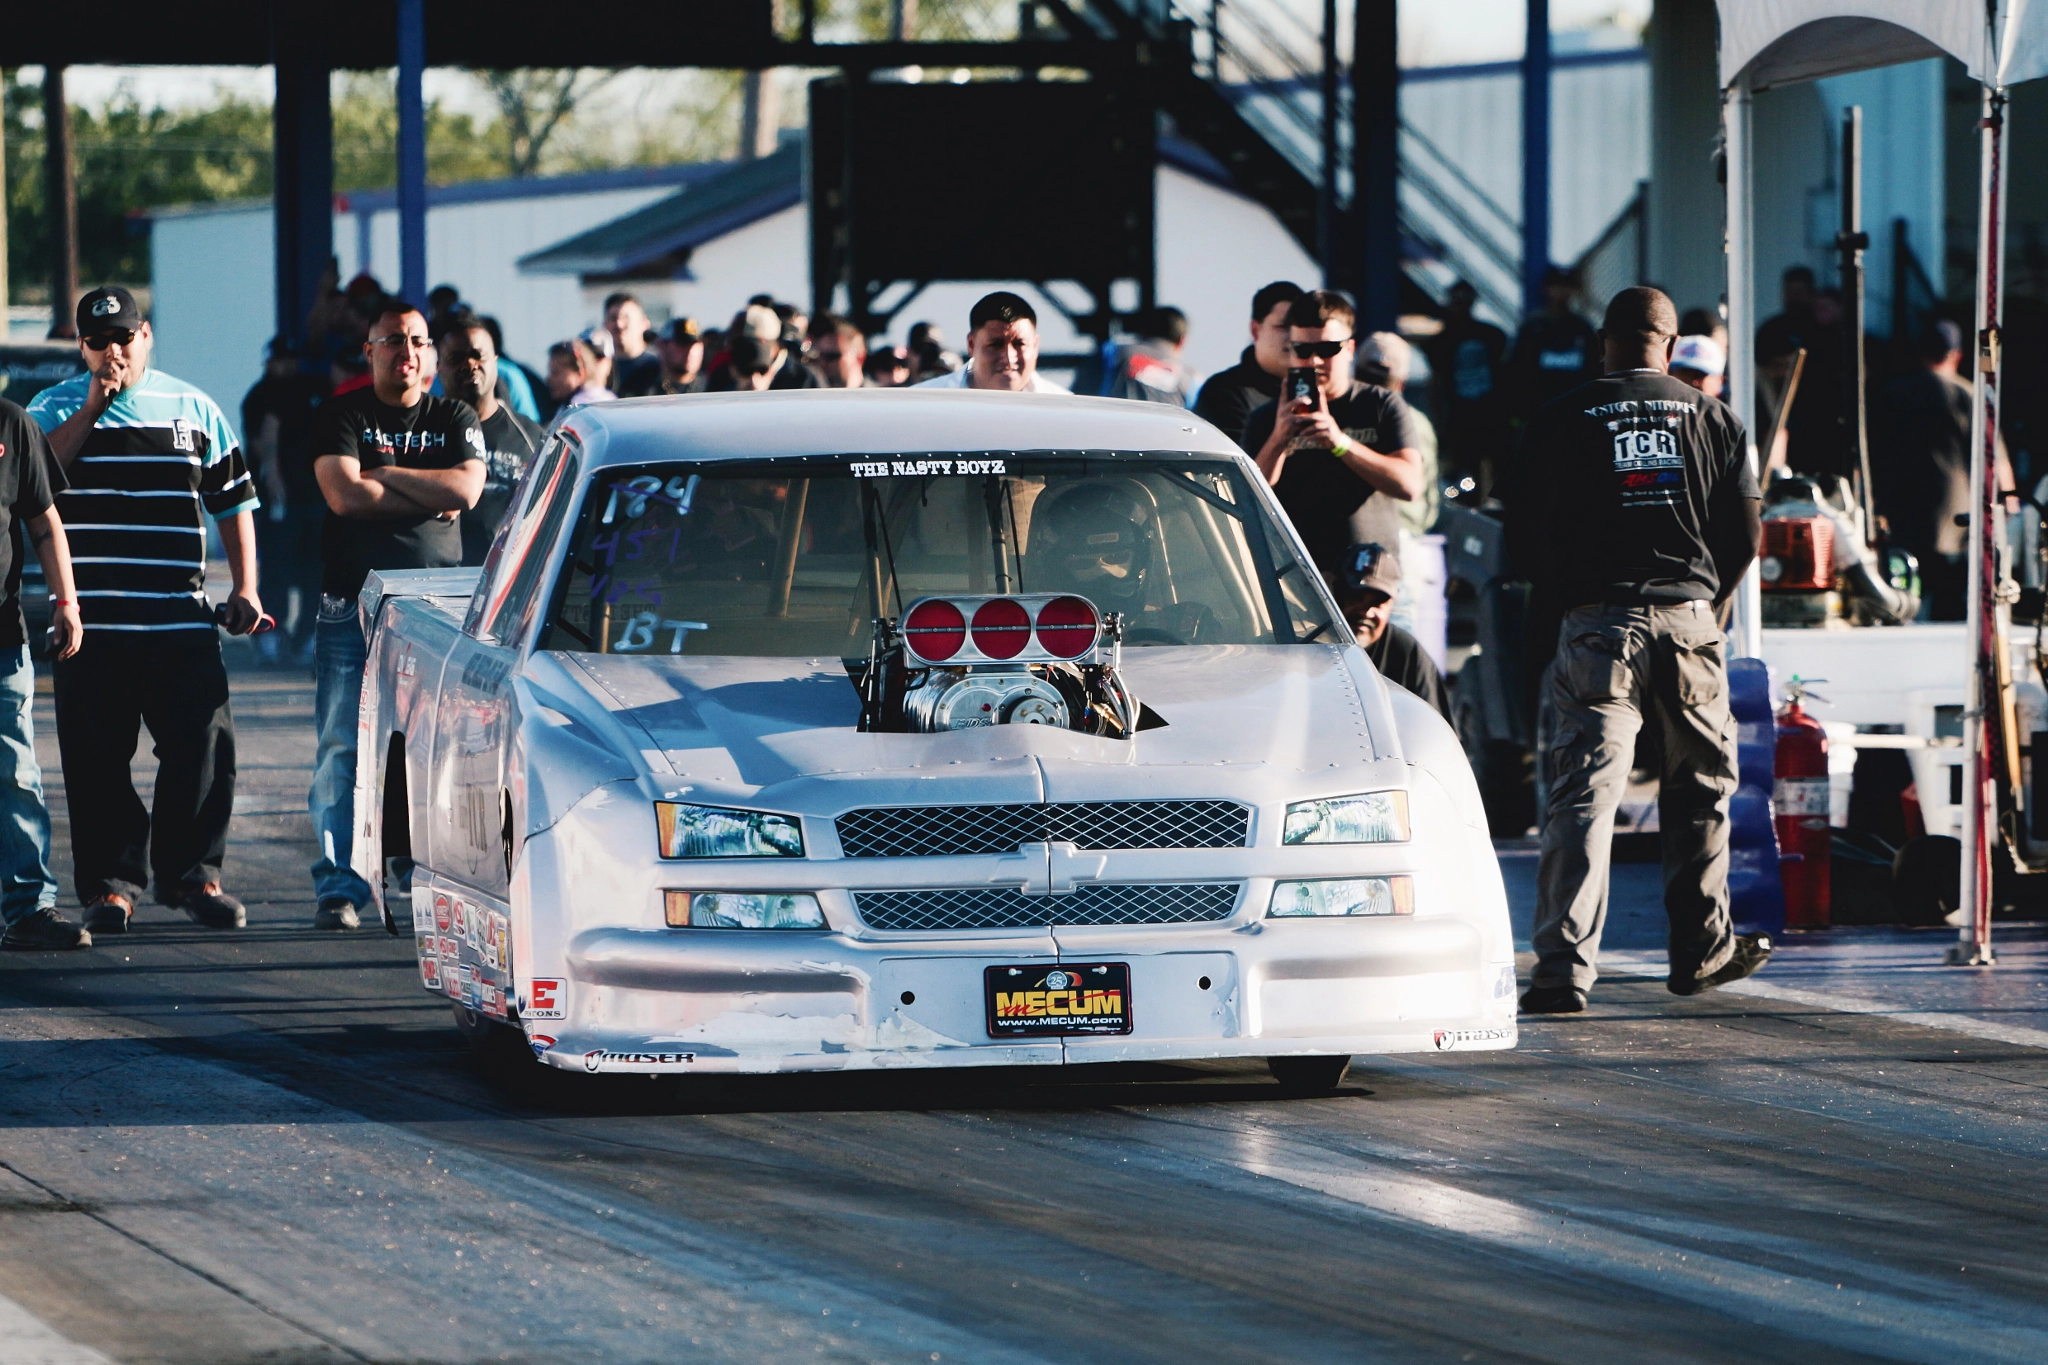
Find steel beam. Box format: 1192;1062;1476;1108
396;0;428;307
271;9;333;353
1353;0;1398;331
1520;0;1551;314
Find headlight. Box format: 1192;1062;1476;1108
1283;791;1409;844
1268;876;1414;918
655;802;804;858
665;891;825;929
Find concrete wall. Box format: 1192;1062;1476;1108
150;204;280;434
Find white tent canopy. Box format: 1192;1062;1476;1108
1717;1;2048;90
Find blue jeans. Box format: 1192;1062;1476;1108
309;598;373;908
0;645;58;925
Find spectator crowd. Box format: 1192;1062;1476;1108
0;244;1991;951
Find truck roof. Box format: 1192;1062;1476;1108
553;387;1249;469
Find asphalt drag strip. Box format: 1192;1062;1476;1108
0;669;2041;1363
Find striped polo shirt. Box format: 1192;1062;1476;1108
27;368;259;632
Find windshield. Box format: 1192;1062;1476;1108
537;453;1337;658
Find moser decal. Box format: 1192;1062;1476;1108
584;1049;696;1072
1433;1027;1515;1051
525;978;567;1020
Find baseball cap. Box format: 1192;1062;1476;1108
77;286;143;336
659;317;701;343
1342;541;1402;601
1670;333;1726;378
1356;332;1411;388
577;325;614;360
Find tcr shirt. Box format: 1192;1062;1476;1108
1500;370;1758;607
27;368;256;633
314;391;484;598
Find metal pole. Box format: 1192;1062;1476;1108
1953;83;2007;968
1354;0;1399;331
396;0;429;308
1520;0;1551;315
44;68;78;339
1724;74;1761;659
1318;0;1339;285
272;10;335;354
1838;106;1873;542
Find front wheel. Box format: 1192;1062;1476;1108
1267;1055;1352;1090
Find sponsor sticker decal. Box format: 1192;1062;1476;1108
985;962;1133;1037
529;1033;555;1059
526;977;566;1020
849;457;1007;478
421;958;440;989
1433;1026;1516;1051
434;894;451;933
583;1049;696;1072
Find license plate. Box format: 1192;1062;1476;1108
985;962;1133;1038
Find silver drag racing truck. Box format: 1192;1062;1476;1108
355;390;1516;1087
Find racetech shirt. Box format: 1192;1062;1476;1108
1500;370;1758;607
314;390;484;598
27;368;256;632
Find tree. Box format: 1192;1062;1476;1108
475;70;617;178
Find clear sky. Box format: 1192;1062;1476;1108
21;0;1651;115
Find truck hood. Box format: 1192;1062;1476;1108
544;646;1403;818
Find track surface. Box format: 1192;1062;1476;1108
0;667;2043;1365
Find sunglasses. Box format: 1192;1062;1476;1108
373;333;434;351
1290;340;1350;360
84;329;137;351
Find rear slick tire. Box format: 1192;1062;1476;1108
1267;1054;1352;1090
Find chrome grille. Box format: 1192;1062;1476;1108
854;883;1241;932
836;801;1250;857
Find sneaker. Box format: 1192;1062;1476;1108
314;898;361;931
166;883;246;929
2;908;90;951
81;895;132;934
1669;933;1774;997
1518;984;1588;1014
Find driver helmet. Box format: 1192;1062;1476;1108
1033;478;1159;606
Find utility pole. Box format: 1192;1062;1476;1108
45;67;79;339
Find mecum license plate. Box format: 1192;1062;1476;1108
985;962;1133;1037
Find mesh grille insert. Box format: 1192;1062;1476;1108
836;801;1249;857
854;883;1241;932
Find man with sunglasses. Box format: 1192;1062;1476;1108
28;286;265;935
309;299;485;930
1241;290;1423;578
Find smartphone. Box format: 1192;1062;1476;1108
1285;366;1318;406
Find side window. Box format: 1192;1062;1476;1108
473;444;580;647
464;437;562;636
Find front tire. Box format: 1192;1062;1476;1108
1268;1055;1352;1090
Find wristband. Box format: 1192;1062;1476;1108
48;599;74;609
1329;432;1352;457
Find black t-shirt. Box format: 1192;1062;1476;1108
1500;370;1758;607
1193;347;1282;452
1367;623;1451;723
1507;311;1600;417
463;405;547;566
1242;380;1420;573
0;402;60;650
241;371;329;504
613;351;663;398
314;391;485;598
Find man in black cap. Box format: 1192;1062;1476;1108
27;286;265;934
1500;286;1769;1015
654;318;708;394
1326;546;1449;721
1194;280;1303;446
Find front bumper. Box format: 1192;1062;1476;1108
528;911;1515;1074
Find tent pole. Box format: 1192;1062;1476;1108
1723;73;1761;660
1952;82;2006;968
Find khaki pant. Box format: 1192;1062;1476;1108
1532;601;1738;993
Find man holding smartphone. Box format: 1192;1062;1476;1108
1241;290;1423;576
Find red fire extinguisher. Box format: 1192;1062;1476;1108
1775;677;1831;928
